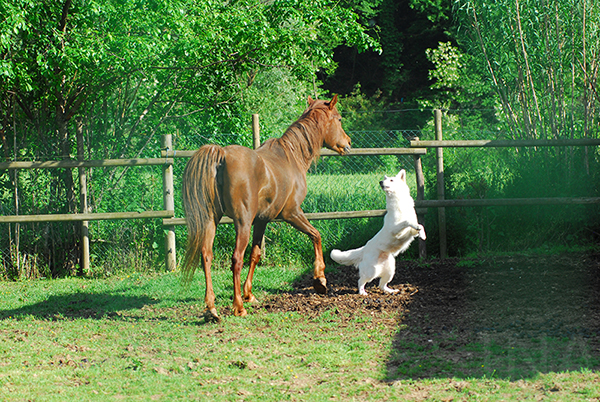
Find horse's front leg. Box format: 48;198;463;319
232;222;251;317
284;211;327;294
243;220;267;303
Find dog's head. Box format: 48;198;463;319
379;169;411;197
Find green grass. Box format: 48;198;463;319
2;256;600;401
304;171;419;213
171;171;413;275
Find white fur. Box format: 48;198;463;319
330;170;426;295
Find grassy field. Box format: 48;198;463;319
1;252;600;401
189;170;416;272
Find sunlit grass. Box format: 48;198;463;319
2;256;600;401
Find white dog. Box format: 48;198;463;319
330;170;426;295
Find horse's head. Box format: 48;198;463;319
307;95;351;155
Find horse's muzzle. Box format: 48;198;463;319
343;145;351;155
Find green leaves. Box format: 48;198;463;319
1;0;377;154
455;0;600;140
1;0;378;240
426;42;463;91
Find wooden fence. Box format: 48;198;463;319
412;109;600;257
162;110;600;261
160;116;430;264
2;109;600;273
0;153;175;273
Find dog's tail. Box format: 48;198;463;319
330;247;364;267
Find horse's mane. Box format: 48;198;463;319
263;103;330;171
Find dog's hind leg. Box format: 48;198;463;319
357;256;379;296
357;275;370;296
378;255;399;294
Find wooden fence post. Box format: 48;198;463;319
413;137;427;259
76;117;90;274
162;134;177;271
252;114;261;150
435;109;447;258
252;114;266;255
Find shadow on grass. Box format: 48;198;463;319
0;291;159;320
386;253;600;380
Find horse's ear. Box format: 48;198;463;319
307;96;315;106
328;94;338;110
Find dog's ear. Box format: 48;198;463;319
397;170;407;182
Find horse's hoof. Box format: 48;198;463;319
313;277;328;294
203;308;221;323
234;308;248;317
243;294;257;303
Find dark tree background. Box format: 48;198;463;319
319;0;453;101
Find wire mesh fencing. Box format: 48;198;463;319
1;129;423;279
167;129;427;269
415;110;600;255
0;164;166;279
2;109;599;279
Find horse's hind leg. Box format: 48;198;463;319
202;218;220;322
243;220;267;303
232;221;252;317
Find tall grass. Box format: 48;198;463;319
176;170;421;274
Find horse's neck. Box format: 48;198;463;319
278;120;324;171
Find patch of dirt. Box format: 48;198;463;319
259;252;600;378
258;259;458;327
261;253;600;332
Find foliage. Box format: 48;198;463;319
414;2;600;256
455;0;600;140
319;0;455;101
426;42;463;93
236;68;315;142
0;0;377;277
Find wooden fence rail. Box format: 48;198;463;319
163;209;391;226
1;210;174;224
0;155;175;273
0;158;174;170
160;148;426;158
411;138;600;148
2;109;599;274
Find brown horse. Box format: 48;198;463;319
182;95;351;321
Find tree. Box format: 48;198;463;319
0;0;377;277
320;0;454;104
456;0;600;141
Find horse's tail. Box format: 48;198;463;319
330;247;364;267
181;144;225;284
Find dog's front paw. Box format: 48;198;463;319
418;224;426;240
